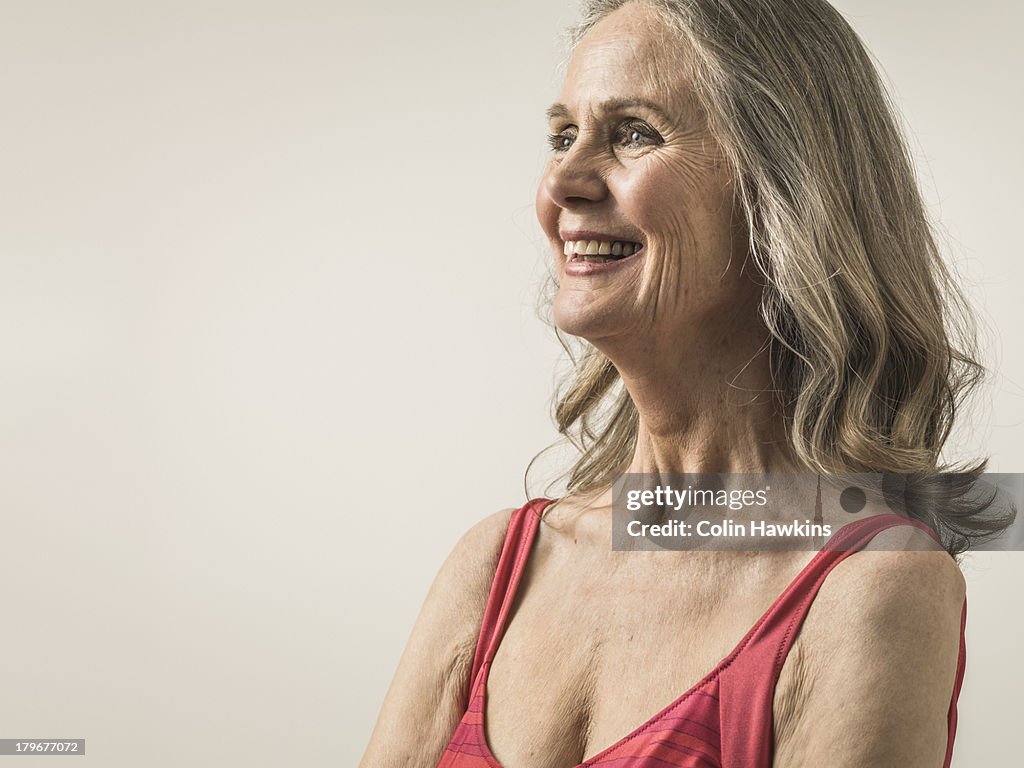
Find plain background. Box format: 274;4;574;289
0;1;1020;765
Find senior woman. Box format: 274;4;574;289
361;1;1011;766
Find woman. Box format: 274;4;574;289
360;1;1012;766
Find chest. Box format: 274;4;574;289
481;548;811;768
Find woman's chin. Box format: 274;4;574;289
552;295;619;341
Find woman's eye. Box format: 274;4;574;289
547;130;576;153
617;121;663;148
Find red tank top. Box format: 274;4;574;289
438;499;968;768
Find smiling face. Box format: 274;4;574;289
536;1;761;353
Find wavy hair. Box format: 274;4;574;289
529;0;1014;554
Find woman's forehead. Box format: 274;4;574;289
559;5;700;121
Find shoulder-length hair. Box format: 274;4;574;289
531;0;1013;555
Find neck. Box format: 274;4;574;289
597;319;798;476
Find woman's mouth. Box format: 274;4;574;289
562;238;644;264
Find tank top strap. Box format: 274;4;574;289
467;498;549;691
764;513;946;663
719;513;962;767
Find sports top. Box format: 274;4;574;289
438;498;967;768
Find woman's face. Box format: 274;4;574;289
536;2;759;351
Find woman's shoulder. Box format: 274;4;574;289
358;506;519;766
774;515;966;765
402;506;520;696
803;515;965;651
439;506;520;600
425;506;519;633
384;505;520;684
825;518;966;612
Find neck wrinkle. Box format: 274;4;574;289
611;333;799;477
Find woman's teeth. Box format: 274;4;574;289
562;239;642;262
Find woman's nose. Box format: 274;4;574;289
542;149;608;209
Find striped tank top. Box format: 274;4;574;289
438;498;967;768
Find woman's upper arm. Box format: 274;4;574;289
359;507;516;768
774;529;966;768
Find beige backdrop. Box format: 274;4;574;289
0;1;1020;765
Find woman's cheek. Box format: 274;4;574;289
535;173;560;242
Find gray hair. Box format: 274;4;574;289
533;0;1013;554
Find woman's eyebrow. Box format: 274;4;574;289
546;103;572;122
546;97;671;122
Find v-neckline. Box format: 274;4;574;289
471;508;908;768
